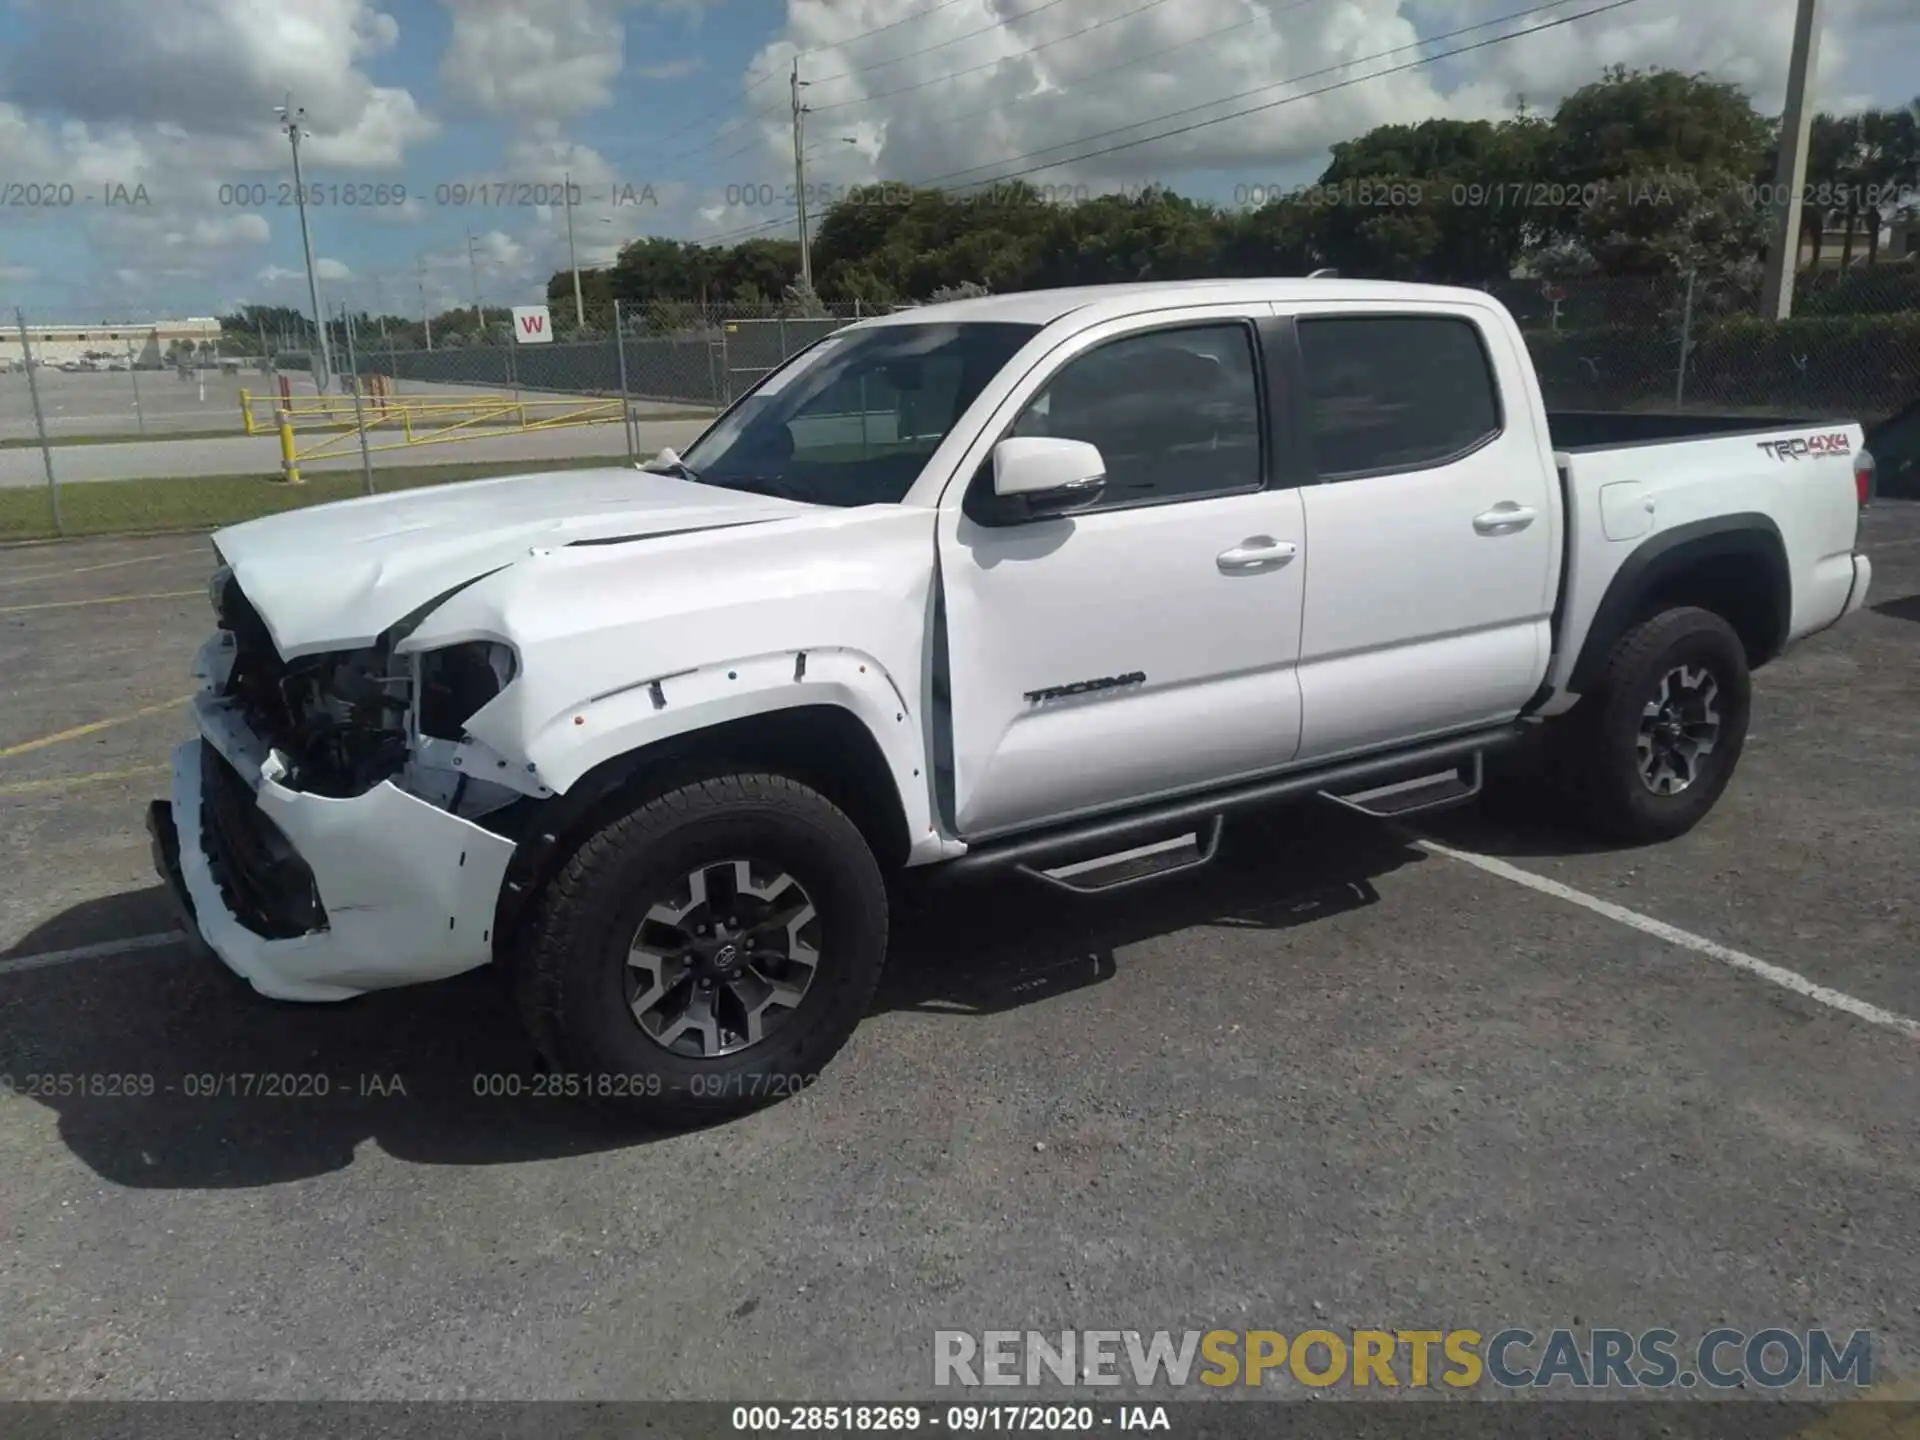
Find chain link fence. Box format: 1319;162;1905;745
1491;266;1920;421
4;274;1916;536
350;300;867;410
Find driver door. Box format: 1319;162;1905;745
935;308;1307;840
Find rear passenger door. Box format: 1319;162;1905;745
1285;308;1558;762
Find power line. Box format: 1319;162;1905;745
606;0;1236;179
604;0;1023;174
806;0;1082;85
869;0;1323;145
797;0;989;59
678;0;1641;249
640;69;784;153
919;0;1621;192
811;0;1182;114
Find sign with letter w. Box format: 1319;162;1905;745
511;305;553;344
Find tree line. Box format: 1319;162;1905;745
213;65;1919;356
563;66;1920;316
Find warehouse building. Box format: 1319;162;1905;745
0;317;223;369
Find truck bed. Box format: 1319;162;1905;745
1541;416;1868;715
1546;409;1818;451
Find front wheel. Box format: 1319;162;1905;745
1551;606;1753;844
511;772;889;1125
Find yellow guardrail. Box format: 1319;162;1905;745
240;383;626;483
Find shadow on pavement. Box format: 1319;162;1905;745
1871;592;1920;625
1;805;1424;1190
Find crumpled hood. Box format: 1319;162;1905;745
212;467;815;658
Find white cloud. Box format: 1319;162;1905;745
4;0;421;148
173;214;273;247
316;257;354;281
635;56;704;80
440;0;634;122
0;0;434;314
714;0;1920;204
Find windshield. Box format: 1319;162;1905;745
675;321;1039;507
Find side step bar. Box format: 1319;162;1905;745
1320;753;1483;819
940;725;1520;887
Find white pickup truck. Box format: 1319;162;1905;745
148;279;1876;1122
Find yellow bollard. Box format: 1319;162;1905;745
239;389;254;436
277;407;302;485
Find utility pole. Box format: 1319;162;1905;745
466;227;486;339
370;273;390;351
418;254;433;351
564;169;586;330
791;58;812;291
1759;0;1825;319
275;94;332;390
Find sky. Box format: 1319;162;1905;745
0;0;1914;323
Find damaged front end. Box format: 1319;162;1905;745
150;565;534;1002
209;568;529;812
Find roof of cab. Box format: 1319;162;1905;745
848;277;1499;329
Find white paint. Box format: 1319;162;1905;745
1417;839;1920;1042
1549;419;1866;705
1287;297;1559;762
160;278;1873;1009
0;930;185;978
511;305;552;344
165;738;517;1001
209;469;813;658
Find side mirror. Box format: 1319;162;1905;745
989;436;1107;519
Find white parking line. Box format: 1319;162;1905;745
1417;839;1920;1042
0;930;186;978
0;548;207;587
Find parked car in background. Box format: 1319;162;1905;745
150;279;1876;1125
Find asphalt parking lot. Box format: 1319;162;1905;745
1;506;1917;1404
0;367;308;442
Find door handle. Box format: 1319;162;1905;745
1473;503;1537;536
1217;537;1297;572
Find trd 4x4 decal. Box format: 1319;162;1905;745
1758;433;1851;461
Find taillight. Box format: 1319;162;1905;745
1855;449;1875;509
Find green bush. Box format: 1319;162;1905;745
1526;312;1920;419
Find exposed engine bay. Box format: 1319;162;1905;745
211;568;520;817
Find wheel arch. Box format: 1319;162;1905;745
1567;514;1791;695
492;699;917;959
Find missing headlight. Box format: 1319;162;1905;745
418;642;516;740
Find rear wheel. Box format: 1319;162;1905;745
1552;606;1752;843
512;772;889;1124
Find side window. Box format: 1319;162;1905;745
1006;322;1263;505
1296;315;1501;477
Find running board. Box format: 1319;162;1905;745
1319;754;1483;819
1019;816;1224;896
938;725;1520;887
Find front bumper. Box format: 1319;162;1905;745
150;703;517;1002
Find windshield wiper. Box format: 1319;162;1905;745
643;455;700;480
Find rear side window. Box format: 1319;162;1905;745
1296;315;1502;477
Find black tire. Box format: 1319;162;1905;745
1551;606;1752;844
511;772;888;1125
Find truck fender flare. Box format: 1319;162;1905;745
1566;513;1790;694
526;646;925;795
489;650;942;954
